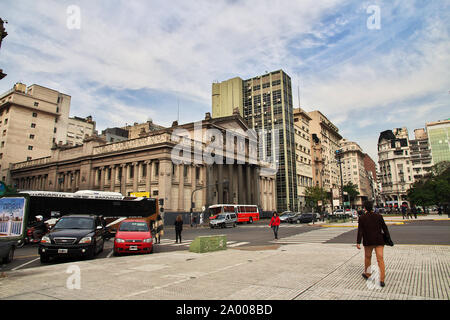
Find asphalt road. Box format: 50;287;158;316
2;219;448;273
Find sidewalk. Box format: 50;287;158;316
316;214;450;228
0;241;448;300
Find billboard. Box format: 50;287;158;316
0;196;28;239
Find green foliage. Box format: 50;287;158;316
407;161;450;207
343;182;360;201
305;186;329;210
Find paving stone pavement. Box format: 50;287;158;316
0;241;448;300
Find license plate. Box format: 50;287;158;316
58;249;68;254
129;246;138;251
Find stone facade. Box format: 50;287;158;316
10;113;277;214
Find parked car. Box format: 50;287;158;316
286;213;302;224
279;211;296;223
345;209;358;219
296;213;320;223
210;213;237;229
0;241;16;264
332;209;345;216
114;219;153;256
38;215;105;263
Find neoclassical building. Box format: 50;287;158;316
10;112;277;214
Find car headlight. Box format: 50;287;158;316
115;238;125;243
41;236;51;244
143;238;153;243
79;237;92;244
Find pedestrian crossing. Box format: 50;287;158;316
156;238;250;248
270;227;352;245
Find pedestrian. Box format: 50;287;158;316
438;206;442;216
356;200;391;288
411;205;418;219
192;214;197;228
174;215;183;244
32;215;47;240
401;204;408;219
154;213;164;244
269;212;281;240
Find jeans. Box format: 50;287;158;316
272;225;279;239
364;245;385;282
175;230;182;243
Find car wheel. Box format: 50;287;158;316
99;240;104;254
3;246;15;264
233;223;236;228
40;254;50;263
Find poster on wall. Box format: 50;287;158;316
0;197;27;238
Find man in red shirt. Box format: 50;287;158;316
269;212;281;240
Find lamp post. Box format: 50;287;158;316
335;149;345;211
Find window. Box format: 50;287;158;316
32;112;38;117
27;156;32;161
31;123;36;128
28;146;33;150
4;119;7;124
34;102;39;107
54;127;57;133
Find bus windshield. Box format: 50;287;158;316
209;207;222;215
54;217;95;229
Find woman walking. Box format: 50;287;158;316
356;200;391;287
154;213;164;244
269;212;281;240
174;215;183;244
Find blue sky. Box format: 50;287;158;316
0;0;449;162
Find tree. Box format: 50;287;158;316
407;161;450;213
305;186;329;213
343;182;359;209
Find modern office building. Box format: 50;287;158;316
10;112;277;215
378;128;414;208
0;83;71;184
293;108;313;210
426;119;450;165
211;70;297;211
307;110;342;211
66;115;96;146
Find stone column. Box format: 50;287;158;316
237;164;244;204
110;166;116;192
218;164;223;204
133;162;138;193
246;165;251;204
228;164;234;204
99;167;105;191
178;164;184;211
145;160;151;193
120;164;126;195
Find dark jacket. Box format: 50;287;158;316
174;220;183;232
357;212;390;246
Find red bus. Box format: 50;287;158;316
208;204;260;224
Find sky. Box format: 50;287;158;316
0;0;449;163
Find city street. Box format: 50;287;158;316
2;217;449;273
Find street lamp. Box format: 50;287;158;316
335;149;345;211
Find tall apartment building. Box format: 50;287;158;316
293;108;313;210
212;70;298;211
307;110;342;211
378;128;414;208
66;116;96;146
409;128;432;180
364;153;380;205
100;127;129;143
339;139;372;208
0;18;7;80
426;119;450;165
0;83;71;184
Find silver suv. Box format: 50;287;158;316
209;213;237;229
